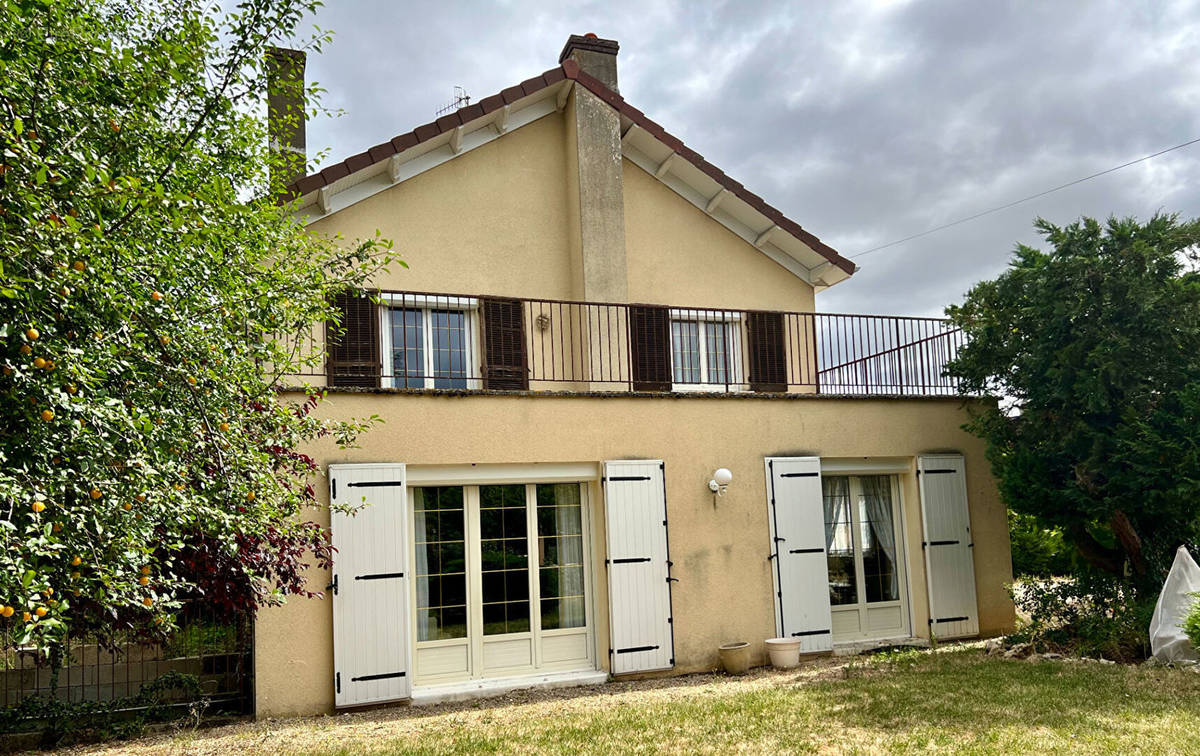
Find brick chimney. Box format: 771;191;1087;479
265;47;307;190
559;33;619;93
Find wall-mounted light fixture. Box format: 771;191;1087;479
708;468;733;497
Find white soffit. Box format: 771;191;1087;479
620;122;851;290
292;81;571;225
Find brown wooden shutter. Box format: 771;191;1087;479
747;310;787;392
481;297;528;390
326;292;380;387
629;305;671;392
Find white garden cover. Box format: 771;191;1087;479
1149;546;1200;662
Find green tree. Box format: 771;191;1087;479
946;215;1200;591
0;0;394;651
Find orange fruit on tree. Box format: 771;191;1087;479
70;556;81;567
138;576;149;586
142;597;153;607
19;344;31;355
34;607;46;617
186;375;196;385
70;571;80;580
44;587;52;595
141;566;151;575
25;328;38;340
151;291;162;301
89;488;102;500
52;523;61;533
31;501;45;513
245;491;255;502
160;336;170;345
22;612;30;623
72;260;85;272
135;494;146;502
218;422;229;433
122;502;132;511
33;357;46;369
40;409;53;421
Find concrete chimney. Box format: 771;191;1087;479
559;33;619;93
561;34;627;304
265;47;307;190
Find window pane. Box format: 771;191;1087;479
390;308;424;388
414;486;467;641
671;320;700;383
859;476;899;603
822;476;857;606
705;322;729;384
431;309;468;389
536;483;586;630
479;484;530;635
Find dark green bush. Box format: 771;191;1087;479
1008;574;1154;662
1008;510;1074;578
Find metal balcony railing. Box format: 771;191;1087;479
284;290;966;397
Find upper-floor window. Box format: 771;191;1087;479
380;294;480;390
669;310;743;391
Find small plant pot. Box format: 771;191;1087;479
764;637;803;669
718;641;751;675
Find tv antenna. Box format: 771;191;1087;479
435;86;471;117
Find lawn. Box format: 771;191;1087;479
59;648;1200;755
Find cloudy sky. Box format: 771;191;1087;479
296;0;1200;316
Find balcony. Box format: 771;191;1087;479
286;290;967;397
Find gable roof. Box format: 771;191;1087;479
284;60;856;287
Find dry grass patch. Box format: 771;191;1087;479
48;649;1200;755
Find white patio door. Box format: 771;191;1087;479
918;455;979;639
765;457;834;653
329;464;411;707
603;460;675;674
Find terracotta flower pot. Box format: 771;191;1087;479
718;641;751;675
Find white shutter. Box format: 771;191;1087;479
603;460;675;674
329;464;411;707
917;455;979;639
765;457;833;652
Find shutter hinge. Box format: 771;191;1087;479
335;671;341;694
659;462;664;470
327;575;338;596
767;553;776;561
332;479;337;499
670;658;675;665
668;616;673;624
662;519;667;527
666;576;679;583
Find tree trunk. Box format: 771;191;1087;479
1067;523;1125;575
1109;509;1146;576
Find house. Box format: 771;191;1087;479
254;35;1015;717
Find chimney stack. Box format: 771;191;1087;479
265;47;307;190
559;33;619;93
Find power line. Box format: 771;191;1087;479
849;135;1200;260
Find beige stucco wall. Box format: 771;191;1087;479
255;393;1013;718
302;109;819;313
306;112;575;300
622;160;816;312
